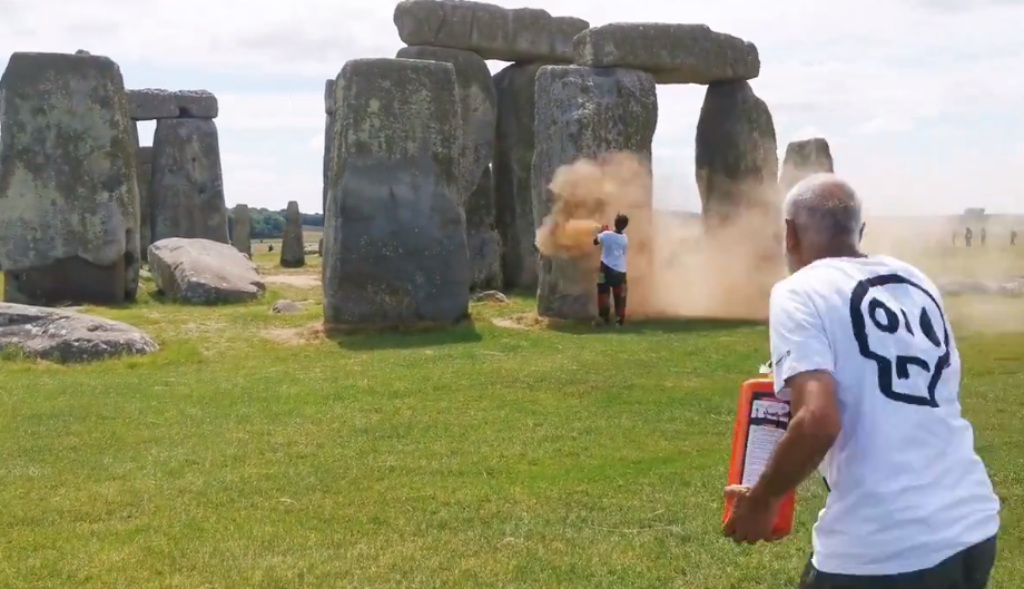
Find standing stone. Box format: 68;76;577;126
493;63;543;291
395;45;496;201
694;80;779;229
393;0;588;63
0;51;141;306
150;118;229;244
321;79;336;258
694;80;780;320
780;137;834;193
280;200;305;268
137;146;153;261
231;204;252;256
322;79;335;214
532;66;658;320
466;166;502;290
324;58;469;327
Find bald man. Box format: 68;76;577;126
723;174;1000;588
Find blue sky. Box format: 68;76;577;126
3;0;1023;215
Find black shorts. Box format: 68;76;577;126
798;535;997;589
597;262;626;293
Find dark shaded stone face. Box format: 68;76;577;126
493;62;544;291
5;256;126;306
694;80;779;228
149;118;228;244
323;57;470;327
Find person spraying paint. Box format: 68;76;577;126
593;213;629;326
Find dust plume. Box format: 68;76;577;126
535;151;784;321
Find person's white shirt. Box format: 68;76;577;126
597;231;627;272
769;254;1000;576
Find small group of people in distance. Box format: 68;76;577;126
589;175;1002;588
953;226;1018;246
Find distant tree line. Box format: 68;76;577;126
227;207;324;239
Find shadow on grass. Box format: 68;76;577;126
546;317;764;336
325;319;483;351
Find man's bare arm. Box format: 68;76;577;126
748;370;842;507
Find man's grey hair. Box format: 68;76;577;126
783;173;863;245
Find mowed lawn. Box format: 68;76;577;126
1;247;1023;588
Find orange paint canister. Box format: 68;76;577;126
723;377;796;539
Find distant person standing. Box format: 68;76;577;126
593;214;629;327
1011;229;1018;246
980;227;987;246
965;227;973;247
723;174;1000;589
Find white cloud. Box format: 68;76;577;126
2;0;1024;214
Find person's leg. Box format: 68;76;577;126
611;273;627;326
958;535;997;589
596;266;612;325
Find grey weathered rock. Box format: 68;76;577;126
150;118;229;244
280;200;305;268
394;0;588;63
466;166;503;290
324;57;470;326
0;51;141;306
0;302;158;363
148;238;265;305
137;146;154;260
231;204;252;255
396;45;496;201
323;78;335;213
271;299;304;314
127;89;218;120
532;66;657;320
695;81;779;228
573;23;760;84
493;63;543;291
780;138;834;193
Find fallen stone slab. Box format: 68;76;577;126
394;0;588;63
0;302;158;363
573;23;760;84
127;88;219;120
148;238;266;305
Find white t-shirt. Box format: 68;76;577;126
597;231;627;272
769;255;1000;576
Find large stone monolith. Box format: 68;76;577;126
149;118;229;244
493;63;543;291
324;58;469;327
466;166;502;290
321;79;335;258
280;200;305;268
0;51;141;306
395;45;496;201
531;66;658;320
780;137;834;193
231;204;251;255
137;146;153;261
695;80;779;228
694;80;780;319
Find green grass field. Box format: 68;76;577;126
1;245;1023;588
